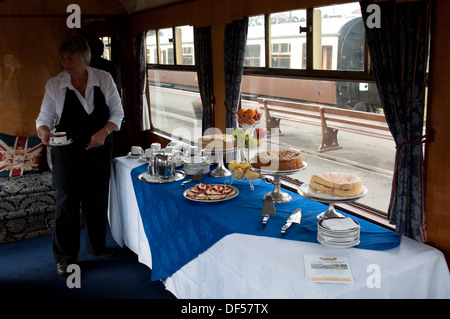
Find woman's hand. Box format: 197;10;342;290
38;126;51;146
85;122;116;150
86;129;108;150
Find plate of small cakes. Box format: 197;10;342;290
183;183;239;202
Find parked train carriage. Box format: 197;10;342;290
146;15;381;111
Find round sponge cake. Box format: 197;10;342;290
252;149;304;171
199;134;235;150
309;172;363;197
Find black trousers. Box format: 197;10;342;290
51;139;112;265
53;184;108;264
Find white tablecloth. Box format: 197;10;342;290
108;156;450;299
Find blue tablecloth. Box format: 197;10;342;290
130;164;400;281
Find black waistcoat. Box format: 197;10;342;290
51;87;112;192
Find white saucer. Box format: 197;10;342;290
49;139;73;147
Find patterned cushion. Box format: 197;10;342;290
0;171;56;243
0;133;43;177
0;170;54;197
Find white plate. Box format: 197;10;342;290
317;235;360;248
183;184;239;202
251;161;307;175
298;182;367;202
49;139;73;147
318;218;360;232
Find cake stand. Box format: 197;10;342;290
203;147;235;177
297;183;368;220
252;162;307;203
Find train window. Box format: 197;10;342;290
146;31;158;64
100;37;112;61
175;25;195;66
269;9;307;70
271;43;291;68
146;26;198;139
313;3;364;71
147;69;201;140
245;2;368;74
158;28;174;65
244;44;262;67
245;15;265;67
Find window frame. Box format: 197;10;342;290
146;27;197;136
244;8;373;81
147;27;197;71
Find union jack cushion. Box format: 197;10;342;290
0;133;43;177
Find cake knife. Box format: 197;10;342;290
181;169;203;188
281;208;302;234
261;196;276;225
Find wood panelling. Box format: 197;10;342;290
0;0;126;16
425;0;450;261
0;17;70;136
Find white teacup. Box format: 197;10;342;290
51;132;67;144
151;143;161;152
144;148;153;158
131;146;144;156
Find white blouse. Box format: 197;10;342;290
36;67;124;134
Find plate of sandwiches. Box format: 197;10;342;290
298;172;367;202
183;183;239;202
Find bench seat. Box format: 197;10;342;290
258;98;392;152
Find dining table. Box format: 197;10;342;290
108;156;450;298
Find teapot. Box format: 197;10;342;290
149;151;175;179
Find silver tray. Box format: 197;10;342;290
137;170;185;184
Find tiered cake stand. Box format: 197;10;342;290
297;183;368;220
253;163;307;203
203;147;235;177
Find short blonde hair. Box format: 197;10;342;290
58;34;91;65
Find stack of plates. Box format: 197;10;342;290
317;217;360;248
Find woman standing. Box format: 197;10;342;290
36;34;124;276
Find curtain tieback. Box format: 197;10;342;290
395;130;434;149
202;96;215;108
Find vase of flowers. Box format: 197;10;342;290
192;97;203;120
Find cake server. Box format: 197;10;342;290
181;169;203;187
261;196;276;225
281;208;302;234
